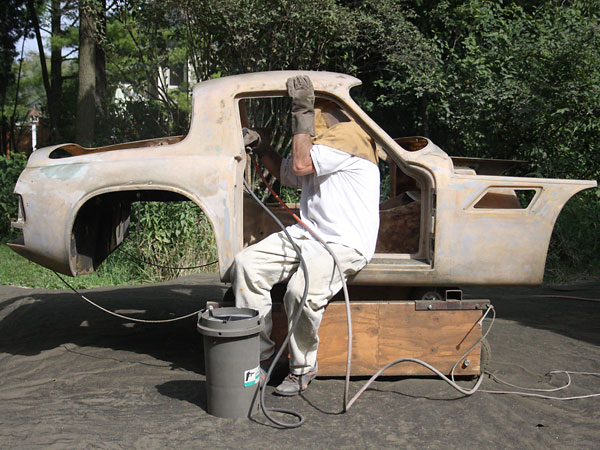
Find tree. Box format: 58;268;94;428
27;0;62;140
75;0;107;147
0;0;28;155
95;0;107;119
24;0;79;143
408;0;600;181
76;0;97;146
49;0;63;139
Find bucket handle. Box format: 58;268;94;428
209;308;233;324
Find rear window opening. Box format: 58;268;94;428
49;136;185;159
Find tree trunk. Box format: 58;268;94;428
49;0;62;141
1;116;7;157
76;0;97;147
94;0;107;118
27;0;60;142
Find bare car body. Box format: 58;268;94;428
8;71;597;287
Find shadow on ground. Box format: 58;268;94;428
464;281;600;347
1;275;599;448
156;379;207;409
1;276;598;371
0;274;229;374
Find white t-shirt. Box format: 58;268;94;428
280;144;380;260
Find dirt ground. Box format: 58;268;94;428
0;274;598;449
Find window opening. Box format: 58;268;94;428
473;188;538;209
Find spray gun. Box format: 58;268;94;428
242;127;264;155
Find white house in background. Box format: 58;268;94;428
114;62;197;103
29;108;40;150
159;62;198;91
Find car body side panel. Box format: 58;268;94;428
11;71;433;280
12;72;376;278
11;151;243;278
433;175;595;285
354;174;595;286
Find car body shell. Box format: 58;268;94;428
9;71;597;286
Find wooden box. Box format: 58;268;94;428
271;301;484;377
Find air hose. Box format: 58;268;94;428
242;176;309;428
251;164;600;406
248;153;493;427
51;150;596;422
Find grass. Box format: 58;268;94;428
0;243;142;290
543;263;600;285
0;201;220;290
1;232;219;290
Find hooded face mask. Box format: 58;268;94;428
314;99;350;135
312;99;378;165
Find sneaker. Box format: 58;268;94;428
274;365;318;396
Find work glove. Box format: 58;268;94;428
242;127;270;156
286;75;315;136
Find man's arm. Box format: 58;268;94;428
258;148;283;180
251;131;314;179
243;126;314;179
292;133;315;176
287;75;316;176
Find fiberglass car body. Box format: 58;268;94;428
8;71;597;287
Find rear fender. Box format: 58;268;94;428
434;175;597;285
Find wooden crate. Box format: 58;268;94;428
271;301;484;377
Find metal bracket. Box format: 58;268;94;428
415;299;490;311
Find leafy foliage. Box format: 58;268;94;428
0;153;27;239
412;1;600;182
124;201;218;281
0;0;29;154
546;190;600;281
3;0;599;284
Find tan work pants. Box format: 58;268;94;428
232;231;366;375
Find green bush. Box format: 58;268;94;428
545;190;600;282
0;153;28;240
121;201;218;282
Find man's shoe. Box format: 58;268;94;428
274;365;317;396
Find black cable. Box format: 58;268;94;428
243;176;309;428
54;271;204;323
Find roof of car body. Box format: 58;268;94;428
192;70;362;100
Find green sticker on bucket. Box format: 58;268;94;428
244;366;260;387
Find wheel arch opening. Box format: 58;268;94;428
69;189;217;276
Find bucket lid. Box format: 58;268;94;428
197;307;262;338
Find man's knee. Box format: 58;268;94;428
285;281;304;306
233;247;253;275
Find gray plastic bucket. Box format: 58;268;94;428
197;307;262;418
